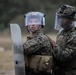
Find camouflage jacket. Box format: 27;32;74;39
53;26;76;67
23;32;52;55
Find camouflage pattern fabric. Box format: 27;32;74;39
57;5;75;15
23;32;52;55
23;32;53;73
53;4;76;75
53;26;76;62
52;26;76;75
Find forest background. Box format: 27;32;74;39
0;0;76;33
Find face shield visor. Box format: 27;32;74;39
74;21;76;27
24;12;45;27
54;12;75;30
54;12;62;30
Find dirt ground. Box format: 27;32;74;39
0;34;56;75
0;35;15;75
0;70;15;75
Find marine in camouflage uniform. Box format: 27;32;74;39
52;5;76;75
23;12;53;75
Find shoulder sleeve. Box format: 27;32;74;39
23;37;42;55
53;31;76;61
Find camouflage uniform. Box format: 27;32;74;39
53;5;76;75
53;26;76;75
23;32;53;75
24;32;51;55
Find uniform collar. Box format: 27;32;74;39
27;31;43;39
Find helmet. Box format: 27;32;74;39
54;5;76;30
24;12;45;28
57;4;76;19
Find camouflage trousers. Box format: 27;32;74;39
53;68;76;75
65;69;76;75
25;67;52;75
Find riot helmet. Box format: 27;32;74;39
24;12;45;28
54;4;76;30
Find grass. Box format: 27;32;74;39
0;50;14;70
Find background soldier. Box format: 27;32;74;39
23;12;53;75
52;5;76;75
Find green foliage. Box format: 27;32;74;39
0;0;76;32
0;23;5;32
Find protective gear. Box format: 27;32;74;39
25;55;53;73
54;13;62;30
24;12;45;27
54;5;76;30
74;21;76;27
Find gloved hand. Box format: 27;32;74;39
56;35;66;49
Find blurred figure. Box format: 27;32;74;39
52;4;76;75
23;12;53;75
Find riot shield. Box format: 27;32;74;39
10;24;25;75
